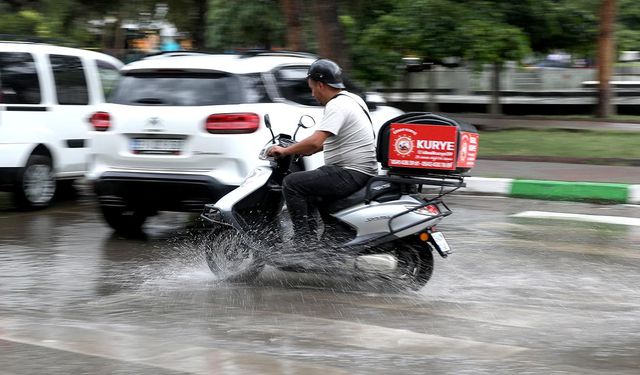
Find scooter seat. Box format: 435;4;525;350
325;180;402;213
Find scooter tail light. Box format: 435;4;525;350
205;113;260;134
90;111;111;131
407;204;441;216
425;204;440;215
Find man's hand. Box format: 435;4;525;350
266;131;331;158
267;145;287;158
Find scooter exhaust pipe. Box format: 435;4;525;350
355;254;398;273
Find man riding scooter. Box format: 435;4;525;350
267;58;377;244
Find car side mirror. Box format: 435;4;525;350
365;93;385;111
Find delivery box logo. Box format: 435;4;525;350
388;123;479;171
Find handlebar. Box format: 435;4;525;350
258;135;297;160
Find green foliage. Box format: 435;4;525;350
394;0;468;59
0;0;105;46
616;28;640;52
5;0;640;86
0;9;46;36
495;0;598;55
344;12;405;85
207;0;285;51
344;0;471;86
460;18;531;68
617;0;640;54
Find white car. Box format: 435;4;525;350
86;51;403;232
0;42;122;209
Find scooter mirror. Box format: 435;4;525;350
298;115;316;129
264;114;276;144
264;114;272;129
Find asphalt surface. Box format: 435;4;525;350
0;196;639;374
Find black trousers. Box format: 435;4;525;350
282;165;371;239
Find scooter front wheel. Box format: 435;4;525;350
203;227;264;282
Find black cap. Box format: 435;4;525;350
306;58;345;89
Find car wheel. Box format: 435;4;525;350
13;154;56;210
100;205;148;234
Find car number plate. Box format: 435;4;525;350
430;231;451;253
131;138;183;154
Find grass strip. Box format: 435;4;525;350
479;129;640;160
510;180;629;203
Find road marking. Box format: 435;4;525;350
511;211;640;227
459;177;514;195
630;185;640;204
0;317;351;375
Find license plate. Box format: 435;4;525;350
430;231;451;253
131;138;183;154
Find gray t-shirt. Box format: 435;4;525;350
317;91;378;176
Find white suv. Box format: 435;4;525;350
0;42;122;209
86;51;403;232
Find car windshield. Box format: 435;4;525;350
109;72;270;106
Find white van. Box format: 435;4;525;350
85;52;403;232
0;42;122;209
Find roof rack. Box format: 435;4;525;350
142;50;213;59
238;49;318;59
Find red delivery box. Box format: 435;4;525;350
377;113;479;176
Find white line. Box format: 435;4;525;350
459;177;514;195
511;211;640;227
630;185;640;204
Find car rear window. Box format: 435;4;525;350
109;72;270;106
274;67;318;106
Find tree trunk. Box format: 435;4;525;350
191;0;208;49
312;0;350;71
113;11;126;60
489;63;502;115
281;0;305;51
596;0;617;118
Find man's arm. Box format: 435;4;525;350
267;130;332;157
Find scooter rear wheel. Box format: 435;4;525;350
390;241;434;291
203;227;264;282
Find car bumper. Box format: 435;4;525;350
0;167;19;191
93;172;237;212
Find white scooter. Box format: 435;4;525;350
200;114;464;290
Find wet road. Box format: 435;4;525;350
0;193;639;374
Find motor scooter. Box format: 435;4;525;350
200;114;465;290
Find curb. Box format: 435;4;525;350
457;177;640;204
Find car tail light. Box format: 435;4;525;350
205;113;260;134
90;112;111;131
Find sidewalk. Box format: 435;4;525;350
462;160;640;204
448;116;640;204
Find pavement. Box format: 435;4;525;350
448;116;640;205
